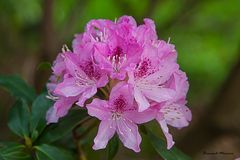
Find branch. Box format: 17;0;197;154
72;131;87;160
72;116;92;160
77;120;98;139
41;0;55;60
34;0;55;92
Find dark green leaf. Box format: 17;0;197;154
35;144;75;160
0;142;31;160
30;94;53;141
147;129;191;160
37;109;88;143
7;99;30;138
107;135;119;160
0;75;36;103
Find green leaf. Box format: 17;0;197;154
147;129;191;160
107;135;119;160
7;99;30;138
37;109;88;143
35;144;75;160
0;142;31;160
30;93;53;141
0;75;36;103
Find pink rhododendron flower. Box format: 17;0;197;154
135;18;158;45
128;42;178;112
46;49;108;123
86;82;155;152
46;52;66;92
46;96;78;123
46;15;192;152
74;16;142;80
46;50;74;123
153;71;192;149
54;51;108;105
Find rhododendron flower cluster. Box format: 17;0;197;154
46;16;192;152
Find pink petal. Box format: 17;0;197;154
161;103;191;128
134;87;150;112
86;19;115;33
93;44;112;69
182;106;192;122
46;97;77;124
96;74;108;88
109;82;134;106
116;119;142;152
144;62;178;85
116;16;137;40
157;40;177;62
141;43;159;63
76;86;97;106
135;18;157;44
64;53;87;77
54;77;86;97
46;107;58;124
143;87;175;103
127;70;135;84
156;117;175;149
117;15;137;28
72;33;83;54
93;119;116;150
123;108;156;124
86;98;111;120
110;71;126;80
52;54;66;76
173;71;189;100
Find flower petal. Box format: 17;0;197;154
173;71;189;100
110;71;126;80
96;74;109;88
54;77;86;97
86;98;111;120
143;62;178;85
109;82;134;106
156;117;175;149
52;54;66;76
143;87;175;103
117;16;137;28
93;44;112;69
134;87;150;112
161;103;191;128
157;40;177;62
64;53;88;78
117;119;142;152
124;108;156;124
46;97;77;124
135;18;157;44
76;86;97;106
93;119;116;150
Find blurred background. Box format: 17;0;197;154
0;0;240;159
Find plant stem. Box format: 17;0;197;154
77;141;87;160
74;116;92;131
72;116;92;160
72;131;87;160
99;87;108;99
77;120;98;139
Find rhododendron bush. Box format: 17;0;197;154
0;16;191;160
